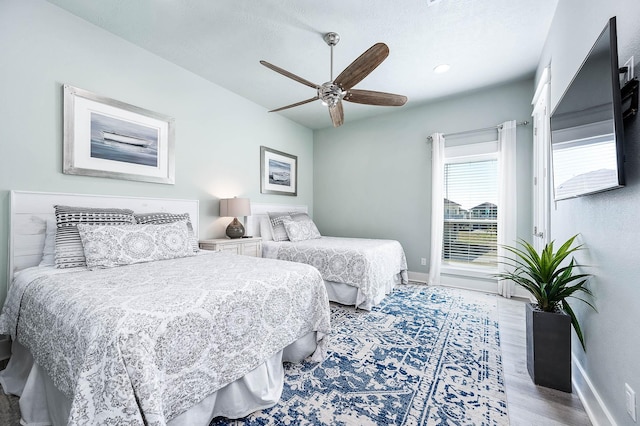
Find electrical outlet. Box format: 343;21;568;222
420;257;427;266
626;383;637;422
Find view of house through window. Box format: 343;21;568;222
443;158;498;268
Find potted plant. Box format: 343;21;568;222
496;235;594;392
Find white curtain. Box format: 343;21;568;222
497;120;518;298
428;133;445;286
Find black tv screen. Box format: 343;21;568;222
550;17;625;201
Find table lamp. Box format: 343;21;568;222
219;197;251;238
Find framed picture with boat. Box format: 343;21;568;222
260;146;297;196
63;85;175;184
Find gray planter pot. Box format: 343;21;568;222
525;303;572;392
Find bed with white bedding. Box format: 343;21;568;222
248;203;409;311
0;191;331;425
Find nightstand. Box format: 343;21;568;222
199;237;262;257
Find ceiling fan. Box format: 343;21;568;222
260;32;408;128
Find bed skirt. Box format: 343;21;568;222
0;332;318;425
325;271;404;310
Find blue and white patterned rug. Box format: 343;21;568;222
212;285;508;425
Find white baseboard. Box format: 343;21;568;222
572;353;616;426
513;286;533;300
407;271;428;283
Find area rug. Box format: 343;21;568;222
212;284;508;425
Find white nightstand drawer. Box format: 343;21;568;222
199;237;262;257
240;241;261;257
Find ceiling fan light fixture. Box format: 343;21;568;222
433;63;451;74
318;82;345;108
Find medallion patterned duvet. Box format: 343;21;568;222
0;252;331;425
262;237;408;310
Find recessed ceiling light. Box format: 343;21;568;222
433;64;451;74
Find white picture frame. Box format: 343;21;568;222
63;85;175;184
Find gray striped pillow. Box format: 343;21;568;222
267;212;292;242
54;205;136;269
134;212;199;252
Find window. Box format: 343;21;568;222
443;156;498;268
429;122;517;295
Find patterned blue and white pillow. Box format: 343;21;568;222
282;217;321;242
54;205;137;269
77;221;195;270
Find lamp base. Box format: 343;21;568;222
226;217;245;239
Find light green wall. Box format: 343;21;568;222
538;1;640;424
5;0;636;422
313;78;534;275
0;0;313;304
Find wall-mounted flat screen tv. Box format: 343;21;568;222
550;16;625;201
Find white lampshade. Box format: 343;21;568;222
219;197;251;217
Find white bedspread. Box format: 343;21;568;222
0;252;330;425
262;237;408;309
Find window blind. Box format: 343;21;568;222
443;159;498;268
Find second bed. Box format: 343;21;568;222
249;204;408;310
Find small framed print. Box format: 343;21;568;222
260;146;297;196
63;85;175;184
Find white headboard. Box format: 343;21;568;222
247;203;308;238
8;190;199;286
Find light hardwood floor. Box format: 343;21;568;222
498;295;592;425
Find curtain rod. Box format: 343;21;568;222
426;120;529;141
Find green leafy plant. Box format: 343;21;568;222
495;235;594;350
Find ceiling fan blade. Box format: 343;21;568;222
268;96;319;113
344;89;407;106
260;60;319;89
334;43;389;90
328;101;344;127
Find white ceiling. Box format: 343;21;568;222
47;0;559;130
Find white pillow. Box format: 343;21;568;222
260;217;274;241
282;217;321;242
39;217;57;267
289;212;314;223
77;221;195;270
